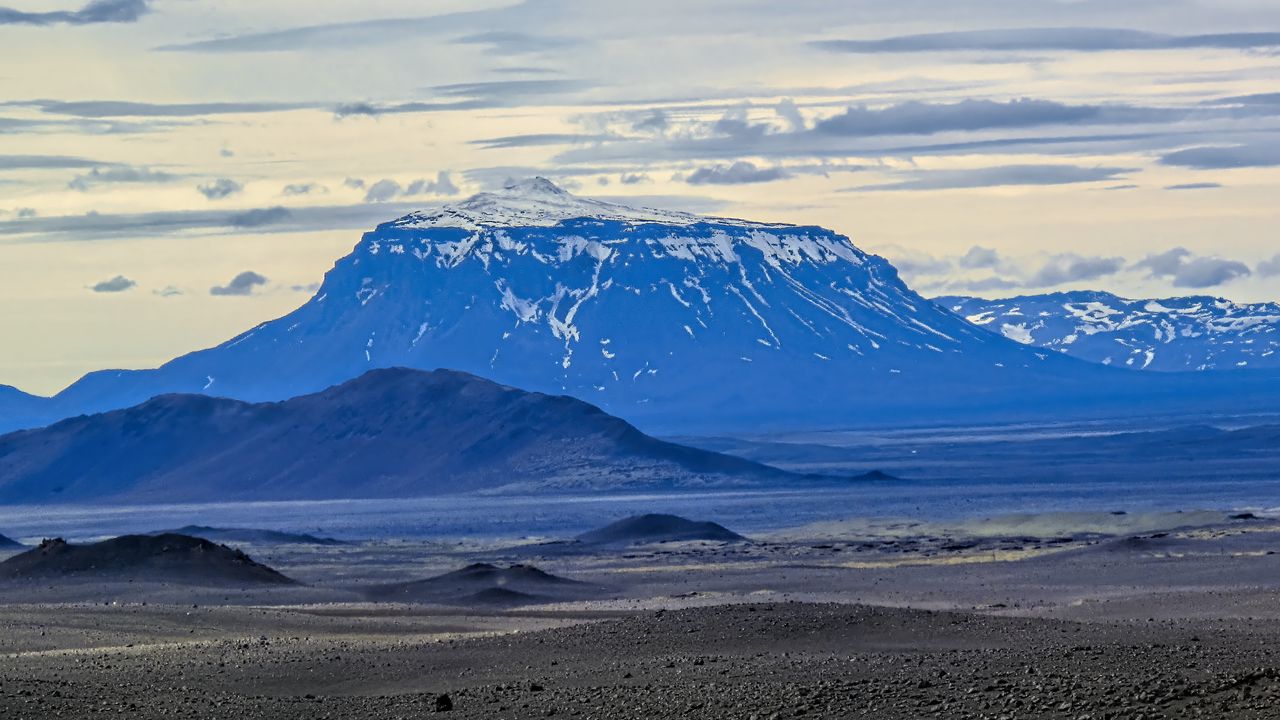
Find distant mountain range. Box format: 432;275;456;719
937;291;1280;371
0;368;814;504
2;181;1280;436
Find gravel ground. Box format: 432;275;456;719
4;602;1280;719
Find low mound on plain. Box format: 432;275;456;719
576;514;747;546
0;534;296;586
158;526;346;546
365;562;602;606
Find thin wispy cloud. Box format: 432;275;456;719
26;99;313;118
812;28;1280;54
68;165;176;191
846;165;1133;192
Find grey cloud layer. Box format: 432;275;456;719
812;28;1280;54
0;0;147;26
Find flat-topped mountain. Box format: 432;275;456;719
4;180;1280;434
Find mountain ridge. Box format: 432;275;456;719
937;290;1280;371
0;367;812;504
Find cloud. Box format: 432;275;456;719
1172;257;1251;288
210;271;267;297
1026;254;1125;287
197;178;243;200
1133;247;1251;288
884;248;952;276
1164;182;1222;190
363;172;459;202
68;165;175;191
1133;248;1193;277
282;183;327;196
1258;255;1280;278
619;172;650;184
1159;143;1280;169
333;79;592;118
449;31;579;55
958;246;1001;269
89;274;135;293
631;110;669;134
156;6;493;53
811;28;1280;54
814;99;1166;137
27;100;308;117
947;276;1022;293
228;206;290;228
775;98;806;132
0;0;149;26
848;164;1132;192
0;154;109;171
685;161;789;185
153;285;182;297
470;133;622;149
342;177;366;189
0;202;436;241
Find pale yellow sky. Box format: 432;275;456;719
1;0;1279;394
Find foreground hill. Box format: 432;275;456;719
0;368;805;504
0;534;294;586
937;291;1280;371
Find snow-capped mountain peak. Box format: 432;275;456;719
391;177;778;232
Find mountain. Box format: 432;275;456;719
0;532;22;549
936;291;1280;371
3;180;1280;434
576;514;747;545
0;534;295;586
0;368;806;504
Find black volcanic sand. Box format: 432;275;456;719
4;603;1280;719
0;534;295;587
5;513;1280;717
364;563;605;606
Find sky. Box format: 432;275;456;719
1;0;1279;395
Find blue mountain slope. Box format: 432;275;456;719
937;291;1280;371
0;368;808;504
2;180;1279;433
